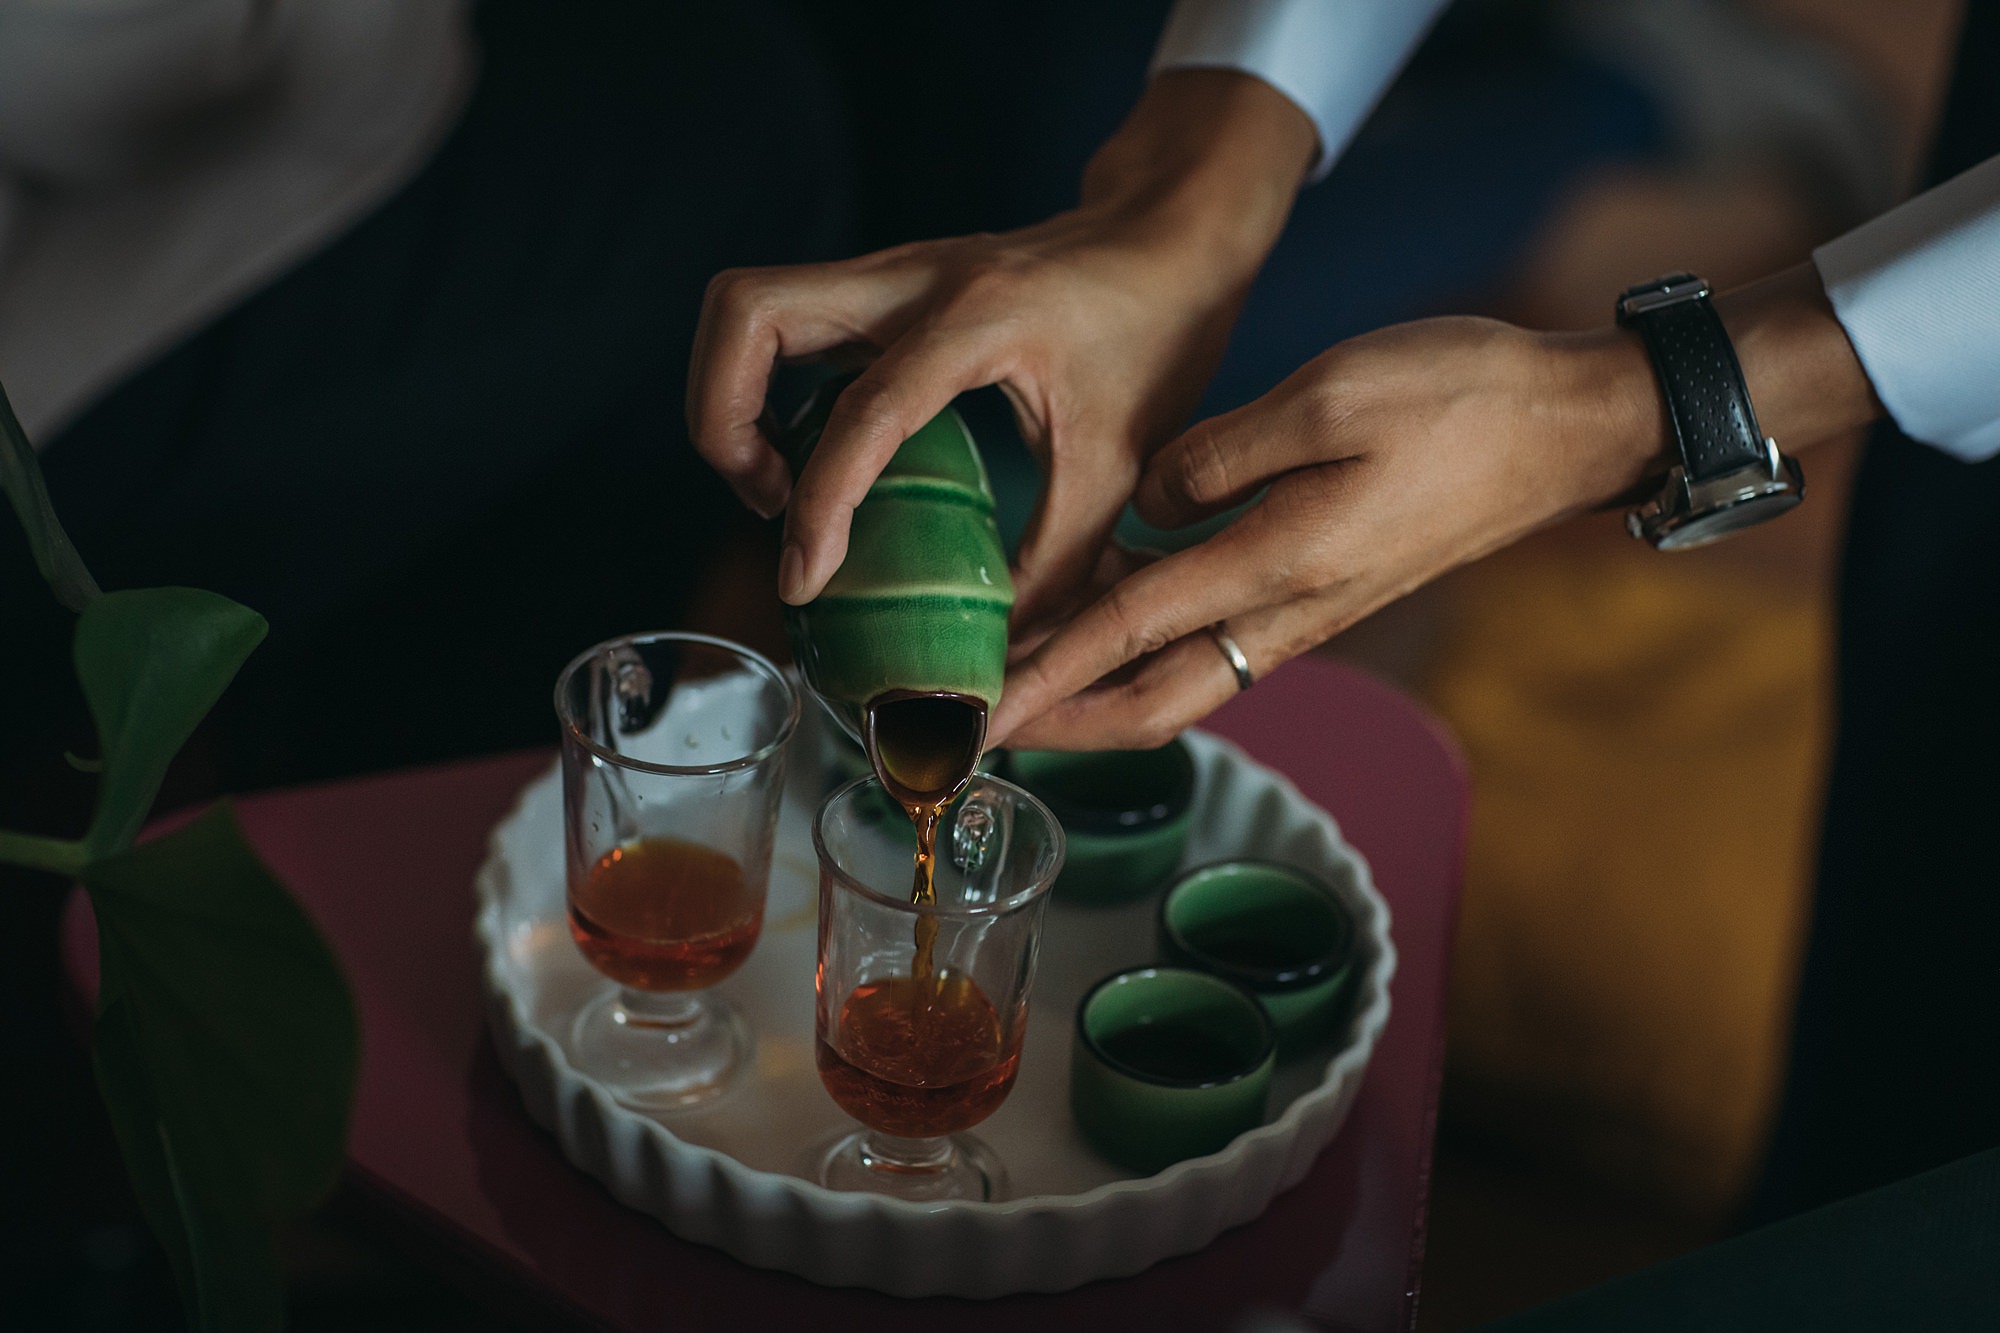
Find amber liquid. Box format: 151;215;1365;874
567;837;761;990
864;691;987;984
815;972;1022;1137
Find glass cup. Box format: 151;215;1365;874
811;773;1064;1201
555;631;798;1110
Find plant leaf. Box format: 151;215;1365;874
75;589;267;856
0;376;100;611
88;803;359;1331
93;994;286;1331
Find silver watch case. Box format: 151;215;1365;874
1626;435;1805;551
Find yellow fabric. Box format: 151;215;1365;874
1424;543;1828;1219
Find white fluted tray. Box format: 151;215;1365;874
473;720;1395;1298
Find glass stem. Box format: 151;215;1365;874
616;987;704;1029
860;1131;955;1174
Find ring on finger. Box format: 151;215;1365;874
1205;622;1255;692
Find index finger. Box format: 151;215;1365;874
782;323;1007;604
988;514;1294;744
686;262;928;518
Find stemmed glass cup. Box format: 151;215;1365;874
555;632;798;1110
811;773;1063;1201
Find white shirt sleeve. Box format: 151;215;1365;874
1150;0;1452;183
1813;153;2000;463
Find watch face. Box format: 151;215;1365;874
1653;492;1804;550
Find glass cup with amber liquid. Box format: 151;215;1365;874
555;632;798;1110
811;772;1063;1201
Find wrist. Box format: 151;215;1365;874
1543;325;1676;513
1080;69;1315;283
1715;262;1883;449
1551;262;1883;515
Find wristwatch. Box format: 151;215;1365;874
1616;273;1804;550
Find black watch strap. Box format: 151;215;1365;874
1615;274;1767;482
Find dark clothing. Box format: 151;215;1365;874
1749;0;2000;1222
1;3;846;1323
12;0;847;791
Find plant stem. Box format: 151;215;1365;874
0;828;90;877
0;377;101;612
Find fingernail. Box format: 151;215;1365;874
986;701;1015;746
778;543;807;604
751;471;791;521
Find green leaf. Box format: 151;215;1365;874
88;803;359;1331
93;995;286;1330
0;376;100;611
75;589;267;856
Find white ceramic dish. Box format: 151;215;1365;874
473;719;1395;1298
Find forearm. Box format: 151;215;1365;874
1577;150;2000;499
1078;69;1317;296
1563;263;1884;509
1726;264;1886;453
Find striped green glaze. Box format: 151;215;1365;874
782;380;1014;739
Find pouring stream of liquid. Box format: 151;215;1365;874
863;692;988;999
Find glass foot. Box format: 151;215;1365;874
817;1130;1008;1202
568;987;749;1111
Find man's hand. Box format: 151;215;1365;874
686;70;1316;631
989;262;1881;751
988;316;1654;748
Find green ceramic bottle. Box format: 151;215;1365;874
780;378;1015;741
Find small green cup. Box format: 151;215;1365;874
999;738;1195;903
1070;966;1275;1174
1159;860;1357;1055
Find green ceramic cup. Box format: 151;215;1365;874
998;738;1195;903
1070;966;1275;1174
1159;860;1357;1055
780;377;1014;741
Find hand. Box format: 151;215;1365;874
990;261;1882;751
989;316;1668;749
686;71;1316;629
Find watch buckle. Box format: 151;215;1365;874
1617;274;1711;320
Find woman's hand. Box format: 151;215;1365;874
686;70;1316;630
989;261;1881;751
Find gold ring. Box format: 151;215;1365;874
1206;622;1254;692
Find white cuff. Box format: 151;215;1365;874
1813;153;2000;463
1150;0;1449;183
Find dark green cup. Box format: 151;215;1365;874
1070;966;1275;1174
1159;860;1357;1054
998;738;1195;903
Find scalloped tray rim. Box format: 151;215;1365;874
472;728;1395;1294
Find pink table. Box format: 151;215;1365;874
66;656;1465;1332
